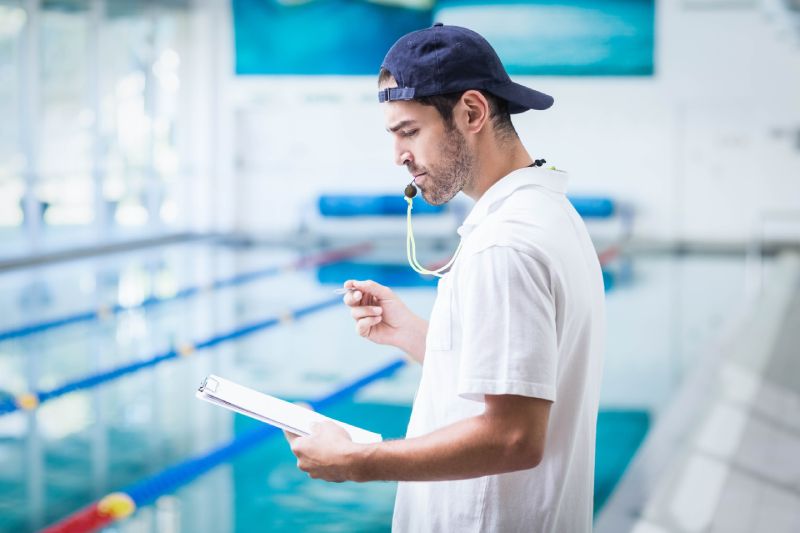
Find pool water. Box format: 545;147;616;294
229;402;648;532
0;242;753;532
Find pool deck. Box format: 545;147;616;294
596;252;800;533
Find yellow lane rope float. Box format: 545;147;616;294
97;492;136;519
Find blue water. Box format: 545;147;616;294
226;401;648;531
0;241;752;532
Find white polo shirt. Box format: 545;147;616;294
392;165;606;533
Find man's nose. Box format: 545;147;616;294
394;144;412;167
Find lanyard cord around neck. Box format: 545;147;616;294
404;196;463;278
403;158;547;278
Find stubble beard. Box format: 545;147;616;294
419;126;475;206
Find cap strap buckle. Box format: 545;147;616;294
378;87;416;103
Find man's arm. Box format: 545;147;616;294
397;315;428;364
287;394;550;482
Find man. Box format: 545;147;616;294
285;23;605;532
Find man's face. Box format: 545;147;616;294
383;99;475;206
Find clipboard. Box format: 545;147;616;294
196;374;382;444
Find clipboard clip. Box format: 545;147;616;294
198;376;219;393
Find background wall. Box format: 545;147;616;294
218;0;800;247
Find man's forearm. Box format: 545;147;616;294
398;316;428;364
348;412;541;482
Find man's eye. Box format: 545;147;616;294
402;129;418;137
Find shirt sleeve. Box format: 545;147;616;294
456;245;558;403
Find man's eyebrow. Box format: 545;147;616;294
386;120;417;133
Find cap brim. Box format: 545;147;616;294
487;81;554;113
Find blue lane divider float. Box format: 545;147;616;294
126;358;406;507
2;241;624;417
317;261;438;288
39;240;627;530
0;243;371;344
0;296;347;417
318;194;616;219
41;357;407;532
319;195;444;216
568;196;615;219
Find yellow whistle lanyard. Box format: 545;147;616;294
404;195;463;278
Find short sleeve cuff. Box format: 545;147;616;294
457;378;556;403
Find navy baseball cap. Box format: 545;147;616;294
379;23;553;113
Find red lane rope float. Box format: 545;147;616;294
39;359;407;533
598;244;622;266
292;242;373;269
37;242;622;533
40;493;135;533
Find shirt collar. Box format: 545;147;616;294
457;165;569;236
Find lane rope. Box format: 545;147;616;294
40;357;407;533
0;243;372;343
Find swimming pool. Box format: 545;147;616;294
0;240;755;532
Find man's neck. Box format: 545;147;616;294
463;138;533;202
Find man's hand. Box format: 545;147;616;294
284;422;362;483
342;279;428;363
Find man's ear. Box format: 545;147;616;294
459;90;490;134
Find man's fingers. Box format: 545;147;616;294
344;280;392;338
356;315;382;336
353;279;386;296
343;280;392;307
350;306;383;320
285;402;313;446
343;290;363;306
284;429;301;443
